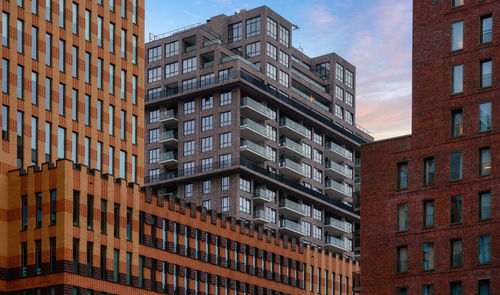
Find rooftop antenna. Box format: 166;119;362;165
292;24;300;31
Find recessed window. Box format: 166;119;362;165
479;191;491;220
246;17;260;38
397;203;408;231
478;235;490;264
451;109;463;137
266;17;277;40
450;239;462;267
452;64;463;94
182;57;196;73
245;41;260;58
450;195;462;224
396;246;408;273
422;285;434;295
479;102;491;132
423;157;435;185
451;0;463;8
451;21;463;51
480;59;492;88
165;41;179;58
165;62;179;78
450;282;462;295
423;200;434;228
480;15;492;44
228;22;242;43
397;162;408;189
422;242;434;270
450;151;462;180
479;147;491;176
239;196;250;214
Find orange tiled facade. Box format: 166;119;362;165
0;0;360;294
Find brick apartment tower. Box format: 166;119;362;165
362;0;499;294
144;6;372;258
0;1;361;294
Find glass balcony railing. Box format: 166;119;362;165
241;96;273;119
279;137;304;155
325;160;351;178
325;217;352;232
279;158;304;175
253;209;272;222
291;68;327;93
279;117;308;137
185;45;196;52
279;219;305;234
291;87;330;112
159;151;178;162
325;179;351;196
159;109;176;121
254;188;275;203
325;236;350;251
159;130;178;141
325;141;352;161
240;139;269;159
203;39;222;47
279;199;307;215
240;118;270;138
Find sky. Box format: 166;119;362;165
145;0;413;140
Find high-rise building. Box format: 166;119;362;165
144;6;372;258
362;0;499;294
0;1;361;294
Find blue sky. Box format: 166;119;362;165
145;0;413;140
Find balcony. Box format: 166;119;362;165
278;199;307;219
279;117;308;141
253;209;272;224
158;109;178;128
325;217;352;235
355;175;360;192
279;137;305;160
159;130;178;148
158;151;178;168
325;160;351;181
253;187;275;203
325;235;351;253
325;141;352;162
355;157;361;174
240;139;269;163
279;158;304;180
240;118;271;142
279;219;306;237
325;179;351;200
240;96;274;122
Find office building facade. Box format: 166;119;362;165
362;0;499;294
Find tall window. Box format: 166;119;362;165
481;15;492;44
31;27;38;60
246;17;260;38
479;191;491;220
121;29;126;59
58;0;64;28
423;157;435;185
422;242;434;270
397;162;408;189
59;39;65;72
397;246;408;273
109;23;115;53
239;197;250;214
478;235;490;264
220;111;231;127
266;42;277;60
397;203;408;231
17;65;23;99
452;65;463;94
165;41;179;57
246;41;260;58
57;126;65;159
479;147;491;176
451;109;463;137
479;280;490;295
1;105;8;140
480;59;492;88
228;22;242;43
423;200;434;228
35;192;42;227
266;63;277;80
97;16;103;47
279;26;289;47
450;195;462;224
2;12;8;47
451;21;463;51
221;196;229;212
17;19;23;53
1;59;8;93
450;239;462;267
479;102;491;132
119;150;126;179
450;152;462;180
266;17;277;39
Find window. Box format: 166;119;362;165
201;97;213;111
450;282;462;295
84;9;90;41
183;120;195;135
481;15;492;44
183;140;194;156
266;63;277;80
17;65;23;99
31;72;38;105
149;128;159;143
148;67;161;83
87;194;94;230
73;190;80;226
109;64;115;94
164;62;180;79
149;109;159;123
71;131;77;163
97;58;103;89
450;195;462;224
49;237;56;273
97;16;103;47
31;27;38;60
219;153;231;168
479;235;490;264
202;200;211;210
132;35;137;64
72;238;79;273
335;104;344;119
2;12;8;47
220;111;231;127
345;111;353;125
201;136;213;152
201;157;212;172
335;85;344;101
266;42;277;60
21;242;27;277
267;145;276;162
108;146;114;175
452;65;463;94
126;208;132;241
2;59;8;93
201;116;213;131
279;71;289;87
478;102;491;132
421;242;434;271
149;148;159;164
336;63;344;83
423;157;435;185
183;161;195;175
113;249;119;282
184;183;193;198
109;23;115;53
1;105;8;140
266;17;278;39
450;239;462;267
312;225;322;240
165;41;179;57
397;203;408;231
17;19;23;53
228;22;242;43
451;0;463;8
345;70;354;88
221;196;229;212
220;91;232;105
35;192;42;227
451;109;463;137
479;147;491;176
479;191;491;220
422;284;434;295
119;150;126;179
221;177;230;191
57;126;65;159
218;68;232;83
121;29;126;59
246;17;260;38
120;110;126;140
302;163;311;178
239;197;250;214
480;59;492;88
450;151;463;180
184;101;195;114
100;199;107;234
451;21;463;51
240;178;250;192
58;39;65;72
202;180;211;194
313;168;322;183
397;246;408;273
148;169;159;183
246;41;260;58
478;279;490;295
201;72;215;88
423;200;434;228
120;70;126;99
182;57;196;73
346;92;353;107
397;162;408;189
148;46;161;63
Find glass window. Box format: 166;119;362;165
183;161;194;176
184;183;193;197
201;96;213;110
84;137;90;166
240;178;250;192
279;71;289;87
345;70;354;88
109;23;115;53
479;147;491;176
147;67;161;83
422;242;434;270
182;77;196;91
452;64;463;94
121;29;126;59
119;150;126;179
132;35;137;64
1;58;8;93
266;42;277;60
450;239;462;267
2;12;8;47
59;39;65;72
202;180;211;194
201;136;213;152
266;63;277;80
279;50;289;68
57;127;65;159
84;94;90;126
397;162;408;189
17;65;23;99
201;116;213;131
1;105;8;140
267;17;277;39
183;140;194;156
451;109;463;137
183;120;195;135
83;52;90;83
479;235;490;264
246;41;260;58
423;157;435;185
228;22;242;43
84;10;90;41
397;203;408;231
450;195;462;224
220;91;232;105
97;16;103;47
279;26;289;47
164;62;178;78
165;41;179;57
31;26;38;60
221;177;230;191
109;64;115;94
239;196;250;214
120;70;126;99
450;151;462;180
148;46;161;63
149;148;159;164
423;200;434;228
97;58;103;89
451;21;463;51
480;59;492;88
17;19;23;53
58;0;64;27
201;157;212;172
397;246;408;273
479;102;491;132
120;110;126;140
346;92;354;107
221;196;229;212
481;15;492;44
336;63;344;83
202;200;211;210
108;146;114;175
182;57;196;73
479;191;491;220
451;0;463;7
220;111;231;127
246;17;260;38
335;104;344;119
